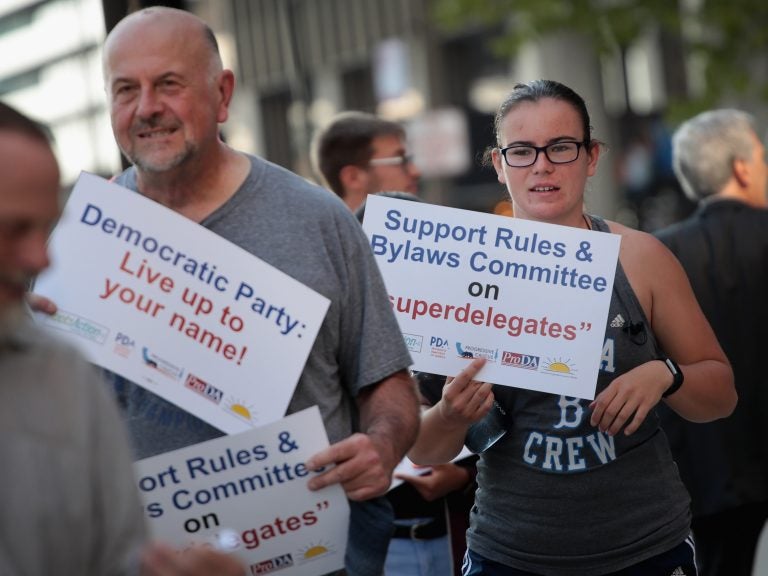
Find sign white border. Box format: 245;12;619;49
35;173;330;431
134;407;348;575
362;195;621;399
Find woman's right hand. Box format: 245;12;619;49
438;357;494;426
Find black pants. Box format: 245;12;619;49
692;502;768;576
462;537;697;576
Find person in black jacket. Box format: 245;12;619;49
655;108;768;576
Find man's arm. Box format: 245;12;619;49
306;369;420;500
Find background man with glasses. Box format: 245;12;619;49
311;111;420;211
313;111;476;576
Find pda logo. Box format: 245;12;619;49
430;337;448;348
403;333;423;353
113;332;135;358
501;351;540;370
250;553;294;574
430;336;449;358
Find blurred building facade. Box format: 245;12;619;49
196;0;768;225
0;0;118;184
197;0;623;216
2;0;765;225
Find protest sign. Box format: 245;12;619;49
362;195;621;399
34;173;329;432
134;406;348;575
389;447;474;491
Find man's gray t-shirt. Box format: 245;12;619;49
0;318;146;575
112;154;412;457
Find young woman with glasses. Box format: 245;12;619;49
408;79;736;576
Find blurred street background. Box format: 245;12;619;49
3;0;768;231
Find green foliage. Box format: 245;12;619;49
432;0;768;117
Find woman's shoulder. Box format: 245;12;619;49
602;219;673;261
602;218;682;305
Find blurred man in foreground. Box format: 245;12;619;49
0;102;244;575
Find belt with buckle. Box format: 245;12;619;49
392;518;447;540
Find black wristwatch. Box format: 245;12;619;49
661;357;684;398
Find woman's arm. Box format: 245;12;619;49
590;231;735;436
409;358;493;464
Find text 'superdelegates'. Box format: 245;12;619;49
362;195;621;400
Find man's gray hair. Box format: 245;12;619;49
672;109;758;201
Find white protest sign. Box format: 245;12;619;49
389;446;474;491
134;406;348;576
35;172;330;432
362;195;621;400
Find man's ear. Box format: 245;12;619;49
338;164;369;210
215;70;236;124
339;164;367;193
733;157;750;188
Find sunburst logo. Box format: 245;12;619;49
298;540;335;563
224;396;257;423
542;357;577;378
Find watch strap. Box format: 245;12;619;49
661;357;684;398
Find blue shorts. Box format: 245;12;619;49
462;535;698;576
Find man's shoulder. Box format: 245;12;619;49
19;318;90;364
656;200;768;242
247;154;347;208
8;319;100;402
653;216;697;244
243;155;360;235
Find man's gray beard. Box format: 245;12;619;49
129;143;196;174
0;304;27;346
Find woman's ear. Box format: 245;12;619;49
491;148;506;184
586;142;601;177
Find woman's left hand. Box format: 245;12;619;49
589;360;671;436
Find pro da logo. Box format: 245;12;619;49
501;351;540;370
250;553;294;574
